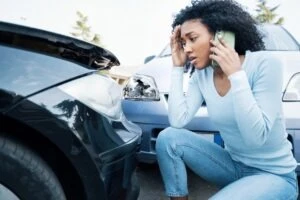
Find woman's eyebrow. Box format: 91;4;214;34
181;32;197;40
182;31;196;38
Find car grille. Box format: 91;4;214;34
150;128;164;151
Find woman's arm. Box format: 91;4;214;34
168;67;204;128
229;55;283;147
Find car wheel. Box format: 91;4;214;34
0;133;66;200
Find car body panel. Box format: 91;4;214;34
0;21;140;200
0;21;120;69
0;44;90;104
3;86;140;199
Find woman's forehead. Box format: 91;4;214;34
181;19;208;36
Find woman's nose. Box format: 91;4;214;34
183;44;192;53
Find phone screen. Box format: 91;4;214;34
211;31;235;68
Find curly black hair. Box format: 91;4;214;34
172;0;265;55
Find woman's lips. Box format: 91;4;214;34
190;58;197;65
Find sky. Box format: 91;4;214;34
0;0;299;66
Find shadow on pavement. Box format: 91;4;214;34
136;163;219;200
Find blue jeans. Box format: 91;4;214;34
156;127;298;199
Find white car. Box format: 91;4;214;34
122;24;300;175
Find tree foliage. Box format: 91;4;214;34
71;11;102;46
254;0;284;25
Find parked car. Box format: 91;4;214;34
122;24;300;175
0;21;142;200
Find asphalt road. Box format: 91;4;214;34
136;163;219;200
1;162;298;199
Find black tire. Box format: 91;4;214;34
0;133;66;200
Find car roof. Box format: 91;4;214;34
0;21;120;69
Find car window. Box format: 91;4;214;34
158;25;300;58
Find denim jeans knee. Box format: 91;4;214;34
156;127;238;197
156;127;189;196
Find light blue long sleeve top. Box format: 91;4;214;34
168;51;297;174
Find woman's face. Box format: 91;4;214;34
180;19;213;69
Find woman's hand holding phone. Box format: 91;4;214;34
170;25;187;67
209;37;241;76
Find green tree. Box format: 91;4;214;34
254;0;284;25
71;11;102;46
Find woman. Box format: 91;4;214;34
155;0;298;199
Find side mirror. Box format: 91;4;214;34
144;55;155;64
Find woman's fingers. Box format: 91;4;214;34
210;39;239;70
171;26;182;50
174;25;181;40
170;25;186;66
210;39;227;51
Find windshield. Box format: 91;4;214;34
260;24;300;51
158;25;300;58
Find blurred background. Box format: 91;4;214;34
0;0;299;67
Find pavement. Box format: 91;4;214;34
0;162;218;200
136;163;219;200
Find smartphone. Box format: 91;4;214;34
211;31;235;68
